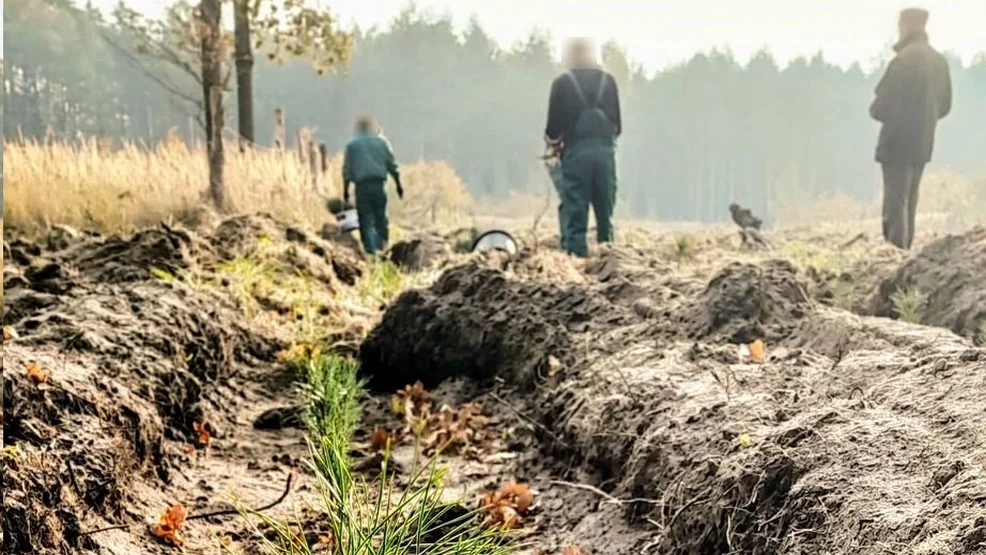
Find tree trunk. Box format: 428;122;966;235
200;0;227;211
233;0;255;144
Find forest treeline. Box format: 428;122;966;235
3;0;985;222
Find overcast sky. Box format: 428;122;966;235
12;0;986;70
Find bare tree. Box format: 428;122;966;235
233;0;254;143
233;0;354;145
200;0;226;209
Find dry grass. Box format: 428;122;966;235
772;169;986;231
2;137;472;235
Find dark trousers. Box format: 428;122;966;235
558;140;617;258
881;163;925;250
355;179;389;254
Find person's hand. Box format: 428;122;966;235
396;184;405;200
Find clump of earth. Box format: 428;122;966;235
869;225;986;343
362;226;986;555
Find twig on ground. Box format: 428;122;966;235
667;484;714;544
190;472;294;521
81;473;294;536
81;523;132;536
830;340;848;371
548;480;663;507
488;392;566;446
840;232;866;250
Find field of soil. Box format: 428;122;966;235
3;215;984;554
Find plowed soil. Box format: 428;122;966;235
4;218;984;555
361;230;986;555
3;215;362;554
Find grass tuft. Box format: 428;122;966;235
357;259;408;307
673;235;697;262
247;355;512;555
827;277;858;312
890;286;928;324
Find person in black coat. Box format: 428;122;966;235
869;7;952;250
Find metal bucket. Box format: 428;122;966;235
336;208;359;233
470;230;518;255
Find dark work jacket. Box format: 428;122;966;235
545;68;622;147
342;132;400;185
870;34;951;165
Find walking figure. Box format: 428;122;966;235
342;116;404;255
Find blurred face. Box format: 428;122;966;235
355;119;376;134
897;13;925;40
564;39;596;69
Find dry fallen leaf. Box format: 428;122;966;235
317;533;335;551
152;504;187;546
26;362;49;384
397;382;429;410
369;428;391;452
561;547;587;555
193;421;212;447
481;481;535;529
749;339;767;363
3;326;18;342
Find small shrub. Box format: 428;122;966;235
827;278;858;312
674;235;696;262
890;286;927;324
247;355;511;555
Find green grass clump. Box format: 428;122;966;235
304;355;364;457
783;241;855;275
673;235;697;262
248;355;512;555
357;259;406;306
890;286;927;324
827;278;858;312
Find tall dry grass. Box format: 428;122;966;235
2;136;472;235
772;168;986;231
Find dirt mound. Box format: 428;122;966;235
671;259;811;344
362;249;986;555
1;216;351;553
359;261;626;392
213;213;363;286
388;233;452;271
870;226;986;342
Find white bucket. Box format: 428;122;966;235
470;230;518;255
337;209;359;233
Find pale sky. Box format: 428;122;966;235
19;0;986;71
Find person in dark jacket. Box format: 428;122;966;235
343;116;403;254
870;8;951;250
545;38;622;258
